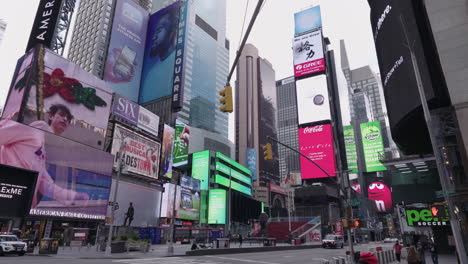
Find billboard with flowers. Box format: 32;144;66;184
2;45;112;150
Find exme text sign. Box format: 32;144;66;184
405;208;449;227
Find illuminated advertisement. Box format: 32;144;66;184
3;46;112;150
111;124;161;179
104;0;149;102
246;148;257;181
405;207;449;227
171;0;188;111
295;75;330;125
140;2;181;104
0;119;113;220
160;183;180;218
172;120;190;167
293;30;325;78
366;173;393;213
178;187;200;221
26;0;64;52
294;5;322;35
0;164;37;218
208;189;226;224
160;125;175;178
180;175;200;192
360;121;386;172
214;175;252;196
298;124;337;179
216;152;252;177
191;150;210;190
344;125;358;173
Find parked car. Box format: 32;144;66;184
0;233;27;256
322;234;344;248
383;238;399;243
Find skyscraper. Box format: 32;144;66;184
275;76;300;182
0;19;6;46
235;43;279;205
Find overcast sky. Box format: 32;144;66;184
0;0;378;136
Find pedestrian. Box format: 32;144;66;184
407;246;421;264
417;241;426;264
429;242;438;264
394;241;404;262
358;252;378;264
238;233;243;247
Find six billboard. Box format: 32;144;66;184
296;75;331;125
293;30;325;78
298;124;337;179
160;125;175;178
139;2;181;104
172;120;190;167
343;125;358;173
0;119;113;220
111;124;161;179
104;0;149;102
2;46;113;150
360;121;386;172
294;5;322;35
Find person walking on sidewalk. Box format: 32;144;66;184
407;246;421;264
429;242;438;264
238;233;243;248
417;242;426;264
394;241;404;262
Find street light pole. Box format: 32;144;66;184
167;175;179;255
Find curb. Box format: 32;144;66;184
186;244;322;256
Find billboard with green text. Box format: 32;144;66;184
191;150;210;190
360;121;386;172
208;189;226;224
344;125;358;173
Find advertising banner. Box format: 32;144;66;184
360;121;386;172
111;124;161;179
26;0;64;52
180;175;200;192
269;183;286;195
0;164;38;218
405;207;449;227
178;187;200;221
208;189;226;224
0;119;113;220
171;0;188;111
103;0;149;102
289;172;302;186
298;124;337;179
111;94;160;136
191;150;210;190
366;172;393;213
295;75;330;125
3;46;113;150
160;183;180;218
106;179;161;226
293;30;325;78
343;125;358;173
140;2;181;104
160;125;175;178
246;148;257;181
173;120;189;167
294;5;322;35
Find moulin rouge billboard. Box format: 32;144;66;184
298;124;337;179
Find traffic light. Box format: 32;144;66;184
263;143;273;160
219;85;233;113
342;219;349;228
354;219;360;228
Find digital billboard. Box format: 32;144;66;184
216;152;252;176
214;175;252;196
160;125;175;178
293;30;325;78
111;94;160;136
343;125;358;173
294;5;322;35
208;189;226;224
173;120;189;167
180;175;200;192
367;181;392;213
3;46;113;150
191;150;210;190
405;207;449;227
246;148;257;181
178;187;200;221
104;0;149;102
296;75;330;125
139;2;181;104
26;0;64;52
160;183;180;218
171;0;188;111
0;164;38;218
0;119;113;220
360;121;386;172
111;124;161;179
298;124;337;179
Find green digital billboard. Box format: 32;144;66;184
191;150;210;190
344;125;358;173
360;121;386;172
208;189;226;224
215;162;252;186
214;175;252;196
216;152;252;176
173;120;189;167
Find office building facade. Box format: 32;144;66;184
0;19;6;46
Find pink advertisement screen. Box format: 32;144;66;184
298;124;337;179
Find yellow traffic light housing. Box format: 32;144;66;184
219;85;233;113
263;143;273;160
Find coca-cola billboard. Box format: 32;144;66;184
298;124;337;179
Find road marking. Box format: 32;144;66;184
205;256;281;264
113;257;225;264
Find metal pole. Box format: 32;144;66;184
228;168;232;236
168;177;179;254
400;15;468;263
105;141;125;256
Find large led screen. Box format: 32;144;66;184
173;120;189;167
298;124;337;179
111;124;161;179
3;46;112;150
139;2;181;103
208;189;226;224
191;150;210;190
103;0;149;102
0;164;38;218
296;75;331;125
294;5;322;35
293;30;325;78
0;119;113;219
344;125;358;173
160;124;175;178
360;121;386;172
366;174;393;213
